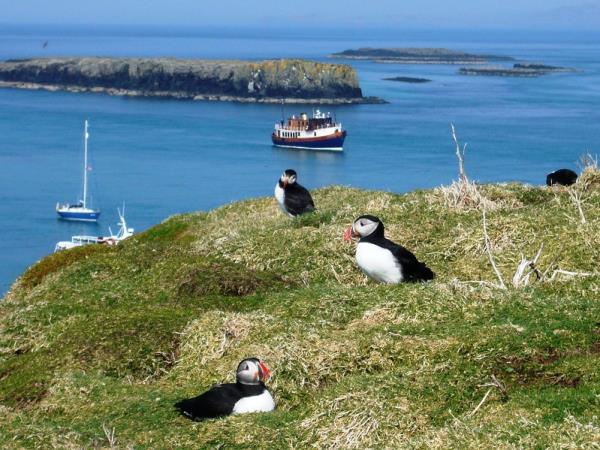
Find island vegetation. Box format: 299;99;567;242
331;47;513;64
0;57;384;104
1;159;599;447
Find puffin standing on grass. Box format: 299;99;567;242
274;169;315;216
546;168;578;186
344;215;435;283
175;358;275;421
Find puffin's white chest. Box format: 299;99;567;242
232;390;275;414
274;183;286;209
356;242;403;284
274;183;293;216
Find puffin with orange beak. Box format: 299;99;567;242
344;215;434;283
274;169;315;217
175;358;275;421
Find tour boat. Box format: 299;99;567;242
54;207;134;252
56;120;101;221
272;110;346;151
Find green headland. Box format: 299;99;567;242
1;172;599;448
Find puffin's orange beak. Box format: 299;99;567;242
259;361;271;381
343;225;355;242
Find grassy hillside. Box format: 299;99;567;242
1;178;599;448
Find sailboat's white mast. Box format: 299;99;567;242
83;120;89;208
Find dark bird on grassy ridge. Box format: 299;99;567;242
274;169;315;217
174;358;274;421
546;168;578;186
344;215;434;283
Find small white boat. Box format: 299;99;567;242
56;120;101;221
54;208;134;252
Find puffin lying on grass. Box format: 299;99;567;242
546;169;578;186
274;169;315;216
344;215;435;283
175;358;274;421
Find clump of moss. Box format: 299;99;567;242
17;244;108;291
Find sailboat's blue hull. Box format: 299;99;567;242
57;210;101;222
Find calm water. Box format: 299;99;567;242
1;26;599;295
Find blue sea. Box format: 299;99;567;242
1;25;599;295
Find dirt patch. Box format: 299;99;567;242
499;352;582;388
176;261;292;297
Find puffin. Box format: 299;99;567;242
546;168;578;186
343;215;435;283
274;169;315;216
175;358;275;421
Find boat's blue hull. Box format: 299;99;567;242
57;210;101;222
272;131;346;151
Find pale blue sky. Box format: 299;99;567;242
1;0;599;29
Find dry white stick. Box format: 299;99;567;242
102;424;117;448
578;152;598;171
330;265;343;283
468;388;492;417
568;188;587;224
512;243;544;288
482;209;507;290
451;123;468;182
549;269;594;282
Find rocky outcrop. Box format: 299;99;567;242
383;76;431;83
459;63;578;78
331;48;513;64
0;57;382;104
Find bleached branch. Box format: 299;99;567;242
548;269;594;282
512;243;544;288
567;187;587;224
482;209;507;290
451;123;468;182
102;424;117;448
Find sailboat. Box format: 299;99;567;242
56;120;101;221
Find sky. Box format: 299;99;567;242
0;0;599;30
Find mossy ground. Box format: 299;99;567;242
1;183;599;449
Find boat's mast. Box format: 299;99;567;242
83;120;88;208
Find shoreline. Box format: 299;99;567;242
0;81;386;104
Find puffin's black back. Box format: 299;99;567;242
283;183;315;216
546;169;577;186
175;382;265;421
360;231;435;282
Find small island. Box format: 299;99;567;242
0;57;385;104
383;76;431;83
331;47;513;64
459;63;578;78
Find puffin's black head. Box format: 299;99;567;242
279;169;298;188
343;215;384;241
236;357;271;385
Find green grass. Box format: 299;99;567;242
1;182;599;448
